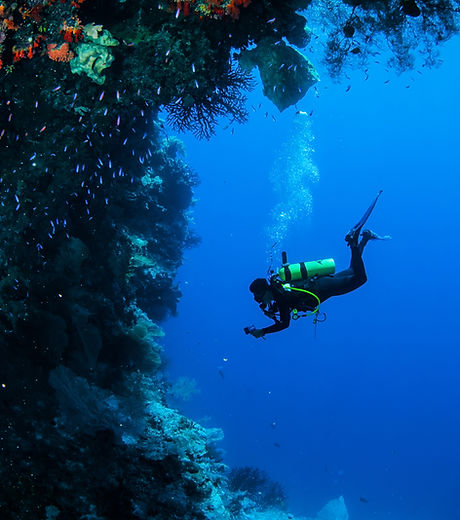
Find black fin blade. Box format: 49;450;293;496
350;190;383;235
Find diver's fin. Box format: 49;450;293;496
360;229;392;241
345;190;383;245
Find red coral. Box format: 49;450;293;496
0;0;83;72
227;0;251;19
227;0;240;19
60;19;83;42
169;0;250;20
12;47;26;62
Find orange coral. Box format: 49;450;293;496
226;0;250;19
0;0;84;71
4;17;18;30
21;4;44;22
60;19;83;42
47;42;75;62
170;0;250;19
227;1;239;18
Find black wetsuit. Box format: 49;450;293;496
261;244;367;335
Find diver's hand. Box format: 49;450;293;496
250;328;265;339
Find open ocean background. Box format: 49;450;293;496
164;35;460;520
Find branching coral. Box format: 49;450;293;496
165;62;253;138
228;466;287;510
307;0;460;76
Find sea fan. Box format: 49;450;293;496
165;63;254;139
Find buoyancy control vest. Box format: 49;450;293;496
273;251;335;320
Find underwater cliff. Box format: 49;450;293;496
1;0;459;518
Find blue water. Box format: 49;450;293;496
164;36;460;520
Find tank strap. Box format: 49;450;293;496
299;262;308;279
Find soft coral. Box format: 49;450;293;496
227;0;251;19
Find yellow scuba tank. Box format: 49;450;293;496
278;251;335;282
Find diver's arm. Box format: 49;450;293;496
260;305;291;335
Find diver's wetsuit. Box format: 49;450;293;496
255;191;385;336
260;242;367;335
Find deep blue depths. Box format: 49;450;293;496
164;37;460;520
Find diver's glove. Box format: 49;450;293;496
244;325;265;339
250;328;266;339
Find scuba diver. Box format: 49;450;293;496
245;191;390;338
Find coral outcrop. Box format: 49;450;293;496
70;23;119;84
307;496;349;520
239;38;320;112
0;100;205;516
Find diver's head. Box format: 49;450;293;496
249;278;271;303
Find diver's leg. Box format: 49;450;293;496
349;244;367;282
332;230;390;293
315;220;390;302
313;244;366;301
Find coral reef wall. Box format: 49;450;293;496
0;71;217;518
0;0;458;518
